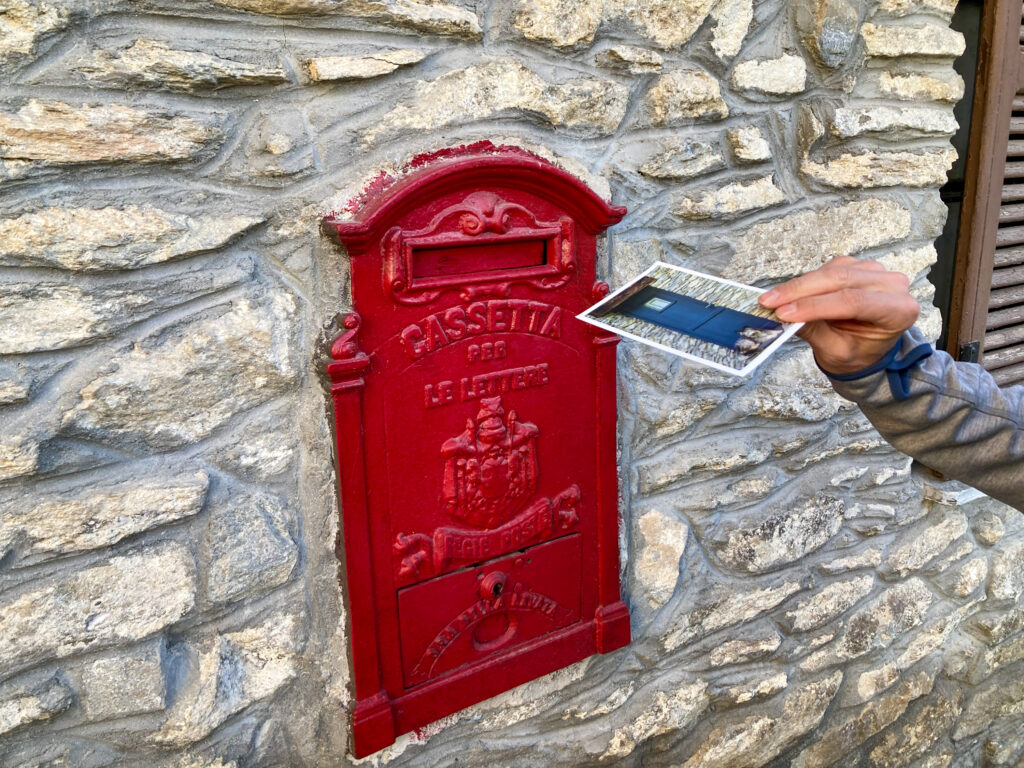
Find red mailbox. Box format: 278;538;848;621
322;145;629;757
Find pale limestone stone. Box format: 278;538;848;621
987;538;1024;601
594;45;663;74
637;435;772;495
708;631;781;666
955;676;1024;739
682;672;842;768
878;243;937;282
868;688;962;768
82;641;166;720
727;126;771;163
306;49;424;81
982;721;1024;768
645;69;728;124
212;410;298;482
0;470;208;560
0;543;196;678
879;0;956;17
153;612;303;747
674;175;785;220
711;494;844;574
802;147;956;189
639;138;724;180
212;0;481;38
635;388;726;446
364;59;628;143
0;0;68;68
791;672;934;768
634;507;688;609
972;510;1005;546
603;0;717;48
731;55;807;96
0;672;73;737
833;106;957;138
728;349;845;421
794;0;860;68
709;671;787;708
0;100;221;164
971;607;1024;645
855;663;900;703
785;575;875;632
514;0;602;47
0;205;263;271
974;632;1024;681
206;492;298;605
725;199;911;282
879;71;964;103
664;580;803;651
0;380;29;405
0;433;39;482
881;510;968;577
601;681;708;759
819;547;883;574
0;260;250;354
898;603;979;673
709;0;752;61
862;23;965;58
942;557;989;598
76;40;289;91
62;293;298;451
801;579;933;670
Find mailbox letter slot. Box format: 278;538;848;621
323;147;629;758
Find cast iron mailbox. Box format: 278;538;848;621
322;146;629;757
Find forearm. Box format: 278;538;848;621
827;329;1024;511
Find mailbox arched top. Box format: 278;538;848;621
323;148;626;251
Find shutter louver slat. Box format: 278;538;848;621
987;304;1024;329
983;341;1024;369
991;361;1024;384
992;263;1024;286
998;203;1024;222
994;224;1024;246
988;283;1024;308
985;323;1024;348
994;245;1024;267
1001;161;1024;177
1001;183;1024;201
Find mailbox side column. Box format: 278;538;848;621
327;314;396;758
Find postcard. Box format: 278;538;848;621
577;262;803;376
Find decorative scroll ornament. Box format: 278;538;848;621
383;191;576;305
331;313;364;360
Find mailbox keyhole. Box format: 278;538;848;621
480;571;508;600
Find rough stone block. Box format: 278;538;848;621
0;542;196;678
306;50;424;81
206;492;298;605
0;434;39;483
731;55;807;96
784;575;875;632
868;687;963;768
633;505;688;610
152;612;303;747
61;292;299;451
708;670;787;708
879;71;964;103
862;23;965;58
364;59;628;143
725;199;911;282
727;126;771;162
681;672;842;768
645;70;728;124
639;138;725;180
0;671;74;737
0;205;263;271
602;0;717;47
708;0;752;61
833;106;957;138
600;680;709;760
0;467;208;562
0;0;69;70
708;493;845;574
74;40;289;91
663;579;803;651
880;509;968;577
0;259;251;354
594;45;663;74
802;147;957;189
795;0;861;69
212;0;482;38
81;640;166;720
0;100;222;165
514;0;602;48
707;630;781;666
987;538;1024;601
673;175;785;220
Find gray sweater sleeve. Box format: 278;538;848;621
826;327;1024;511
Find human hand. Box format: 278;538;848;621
757;255;920;375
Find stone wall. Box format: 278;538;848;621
1;0;1022;766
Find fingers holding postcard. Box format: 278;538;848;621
578;262;803;376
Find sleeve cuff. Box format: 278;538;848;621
820;336;934;401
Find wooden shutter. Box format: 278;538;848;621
949;0;1024;385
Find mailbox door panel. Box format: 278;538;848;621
396;533;581;688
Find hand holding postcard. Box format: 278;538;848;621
577;262;803;376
